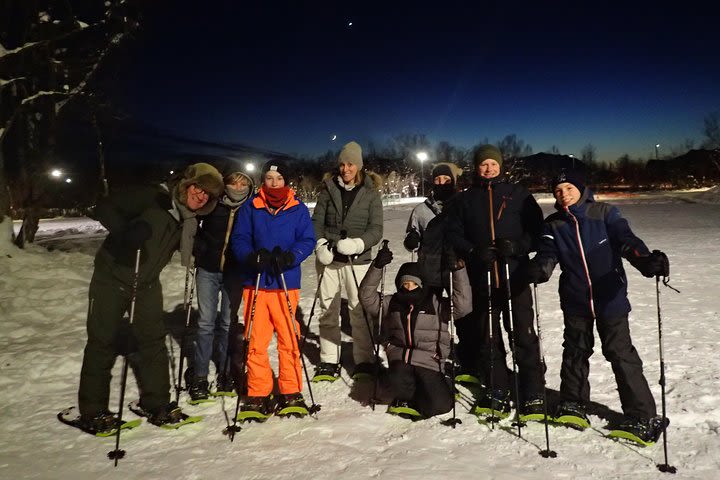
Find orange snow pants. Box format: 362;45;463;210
242;287;303;397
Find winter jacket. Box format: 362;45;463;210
359;266;472;372
406;196;458;288
93;181;214;288
311;173;383;264
193;196;249;274
230;189;315;290
533;188;650;318
447;174;543;292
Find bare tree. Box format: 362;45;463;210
703;112;720;149
581;143;597;167
0;0;140;247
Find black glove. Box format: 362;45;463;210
629;250;669;278
272;246;295;271
470;246;497;266
120;220;152;249
526;260;550;284
248;248;272;271
495;238;519;258
373;244;393;268
403;230;421;251
441;247;464;271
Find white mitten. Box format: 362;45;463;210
315;238;334;265
336;237;365;255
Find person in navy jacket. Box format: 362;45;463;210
527;170;670;443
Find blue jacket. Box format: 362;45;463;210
534;188;649;318
230;189;315;290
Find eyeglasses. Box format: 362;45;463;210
189;184;208;198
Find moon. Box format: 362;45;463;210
331;134;337;141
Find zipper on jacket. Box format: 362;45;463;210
566;207;596;318
404;304;414;363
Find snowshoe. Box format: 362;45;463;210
211;375;237;398
454;371;482;387
473;389;512;422
58;407;141;437
607;416;669;446
518;395;549;423
236;395;275;423
275;393;310;418
312;362;342;383
128;400;202;429
387;399;422;421
553;401;590;430
188;378;214;405
351;362;377;382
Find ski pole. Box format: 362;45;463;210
107;248;141;466
347;254;381;409
503;261;523;438
441;267;462;428
277;266;322;415
370;240;389;409
532;283;557;459
175;266;196;403
298;267;325;354
655;275;676;474
224;272;261;441
487;268;497;429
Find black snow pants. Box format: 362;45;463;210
388;361;454;418
560;313;657;420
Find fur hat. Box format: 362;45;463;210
261;160;290;180
551;169;585;194
177;162;224;205
395;262;424;290
338;141;363;170
473;144;504;168
431;162;463;185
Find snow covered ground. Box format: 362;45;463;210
1;189;719;479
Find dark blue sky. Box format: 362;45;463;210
114;2;720;163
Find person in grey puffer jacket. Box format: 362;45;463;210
359;245;472;419
311;141;384;381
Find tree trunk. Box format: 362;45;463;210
13;207;39;248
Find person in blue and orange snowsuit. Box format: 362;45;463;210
230;160;315;419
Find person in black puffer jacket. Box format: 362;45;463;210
446;144;545;417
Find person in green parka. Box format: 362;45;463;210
76;163;224;430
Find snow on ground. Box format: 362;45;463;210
2;190;720;479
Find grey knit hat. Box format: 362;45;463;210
395;262;424;290
473;144;504;168
338;141;363;170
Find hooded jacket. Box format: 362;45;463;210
311;172;383;264
93;180;217;288
193;174;255;274
533;187;650;317
358;265;472;372
230;187;315;290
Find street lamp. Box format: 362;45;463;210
655;144;660;161
245;162;256;172
416;151;428;197
50;169;63;178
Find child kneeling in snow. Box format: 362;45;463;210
359;244;472;419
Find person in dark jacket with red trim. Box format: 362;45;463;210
446;144;545;419
527;170;669;444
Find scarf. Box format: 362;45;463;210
262;185;290;209
175;198;198;268
225;184;250;204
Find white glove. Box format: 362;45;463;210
336;237;365;256
315;238;334;265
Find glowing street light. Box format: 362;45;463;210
245;162;256;172
50;169;63;178
416;151;428;197
655;144;660;161
65;178;72;183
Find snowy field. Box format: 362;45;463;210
1;189;719;479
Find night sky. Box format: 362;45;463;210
112;2;720;163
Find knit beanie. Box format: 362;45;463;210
551;170;585;194
338;141;363;170
261;159;290;180
473;144;504;169
177;162;224;206
395;262;424;290
431;162;463;185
